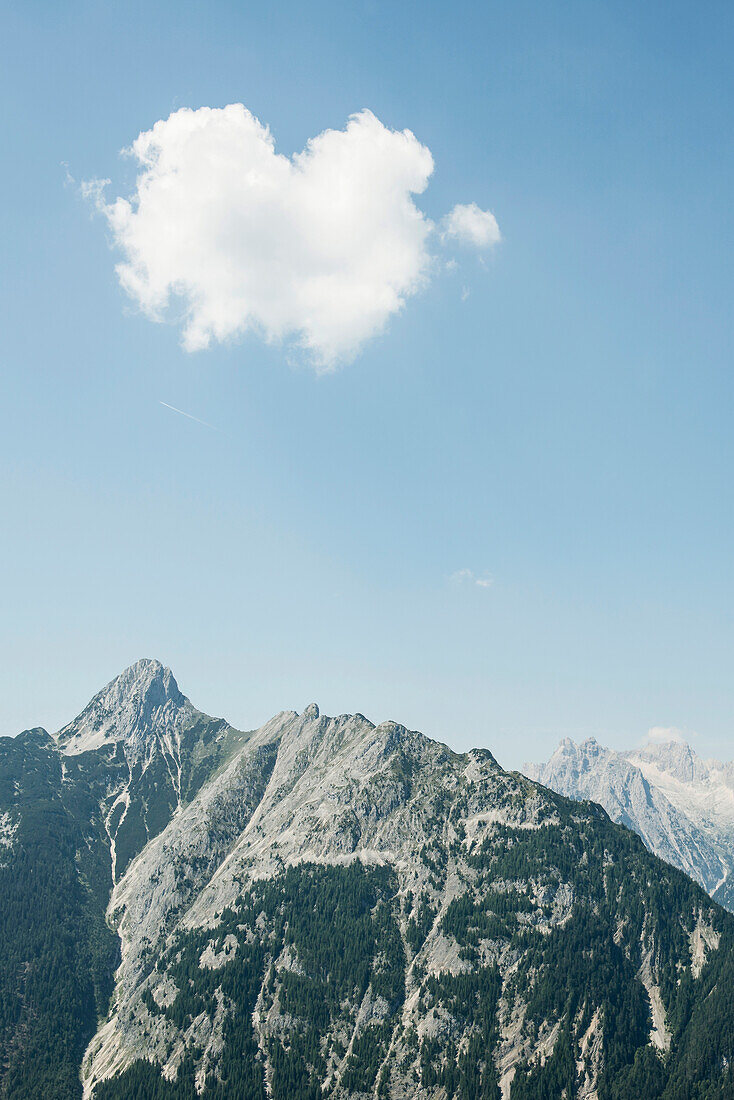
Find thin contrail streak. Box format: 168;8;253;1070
159;401;217;430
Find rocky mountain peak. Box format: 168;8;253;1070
525;736;607;782
15;727;53;747
631;738;698;782
55;658;187;756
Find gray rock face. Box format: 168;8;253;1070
83;707;531;1095
525;737;734;910
79;697;730;1099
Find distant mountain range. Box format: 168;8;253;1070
1;661;733;1099
525;737;734;912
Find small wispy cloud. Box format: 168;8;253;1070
159;401;217;430
646;726;688;745
451;568;493;589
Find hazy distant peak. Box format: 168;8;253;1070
526;732;734;911
629;739;699;780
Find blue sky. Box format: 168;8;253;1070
2;0;733;768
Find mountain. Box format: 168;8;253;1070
1;665;734;1100
53;658;251;883
524;738;734;912
0;661;249;1098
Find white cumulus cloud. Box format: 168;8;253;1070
442;202;501;249
86;105;443;369
85;105;500;368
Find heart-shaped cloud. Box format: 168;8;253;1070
86;105;499;368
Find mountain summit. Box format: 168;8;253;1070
55;658;186;756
